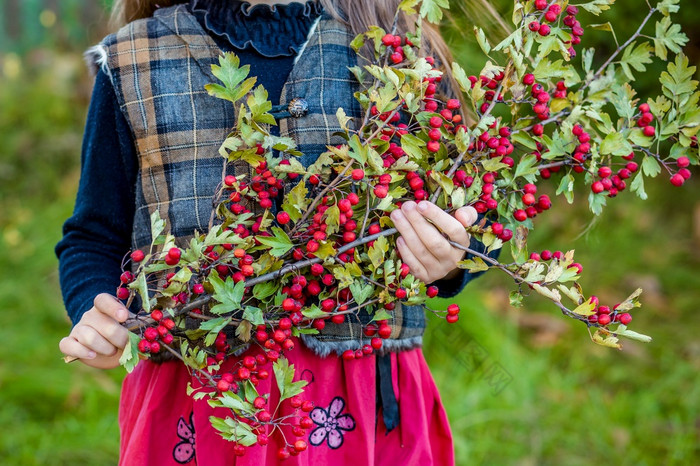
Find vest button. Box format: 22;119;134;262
288;98;309;118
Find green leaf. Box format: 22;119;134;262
579;0;615;15
253;281;279;300
600;132;634;156
368;235;389;269
572;301;596;316
657;0;680;15
301;304;326;320
451;62;472;93
206;53;257;104
615;324;653;343
128;272;152;313
256;227;293;256
150;211;166;244
557;173;575;204
119;332;142;373
281;181;309;223
243;306;264;326
419;0;449;23
620;41;653;81
273;358;308;402
474;27;491;55
588;191;607;216
201;317;233;346
641;155;662;177
630;172;648;200
654;17;689;61
349;280;375;305
513;154;539;179
509;291;523;308
401;133;426;161
660;54;698;100
457;257;489;273
209;272;246;315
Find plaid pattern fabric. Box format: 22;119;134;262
87;5;425;357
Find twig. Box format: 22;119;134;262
580;8;657;93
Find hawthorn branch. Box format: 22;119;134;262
580;8;657;93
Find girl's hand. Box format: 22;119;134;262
59;294;130;369
390;201;477;284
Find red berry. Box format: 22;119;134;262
677;156;690;168
447;304;460;316
382;34;395;46
598;166;612;178
639;103;650;113
514;209;527;222
427;286;439;298
391;52;403;64
538;24;551;36
529;21;540;32
643;125;655;137
523;73;535;86
446;314;459;324
532;124;544;137
619;313;632;325
277;211;291;225
591;181;605;194
374;185;388;198
429;116;443;128
351;169;365;180
535;0;547;9
670;173;685;187
130;250;145;262
597;314;611;326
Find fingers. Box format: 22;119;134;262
59;336;97;360
390;206;441;266
82;310;129;349
453;206;479;229
415;201;472;246
396;237;428;282
93;293;129;322
72;325;120;356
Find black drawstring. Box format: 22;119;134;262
376;353;400;434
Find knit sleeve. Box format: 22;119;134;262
55;69;138;325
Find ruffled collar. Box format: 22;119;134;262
189;0;323;57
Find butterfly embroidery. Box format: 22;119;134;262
173;412;196;464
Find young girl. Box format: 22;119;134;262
57;1;488;463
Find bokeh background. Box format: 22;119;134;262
0;0;698;464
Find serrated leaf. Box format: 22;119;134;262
419;0;449;23
368;235;389;269
209;272;246;315
620;41;653;81
119;332;142;373
282;181;309;223
572;301;596;316
150;211;166;244
630;172;648;200
243;306;264;326
128;272;153;313
654;17;689;61
349;280;375;305
641;155;662;177
457;257;489;273
474;27;491;55
509;291;523;307
273;358;308;402
592;329;621;349
660;54;698;100
202;317;233;346
614;324;652;343
579;0;616;15
256;227;294;256
600;132;634;156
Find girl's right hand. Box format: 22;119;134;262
59;293;130;369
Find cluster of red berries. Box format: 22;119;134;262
513;183;552;223
226;158;284;213
671;156;692;187
136;309;176;354
524;74;563;124
528;3;584;58
591;154;639;198
529;249;583;275
381;33;413;65
464;71;506;115
586;296;633;327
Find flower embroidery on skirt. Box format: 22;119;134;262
173;412;196;464
308;396;356;449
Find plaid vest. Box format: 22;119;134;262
87;4;425;358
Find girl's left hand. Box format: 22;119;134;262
389;201;478;284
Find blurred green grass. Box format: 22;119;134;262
1;2;699;465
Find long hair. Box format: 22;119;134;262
110;0;462;100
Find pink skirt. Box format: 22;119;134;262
119;339;455;465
